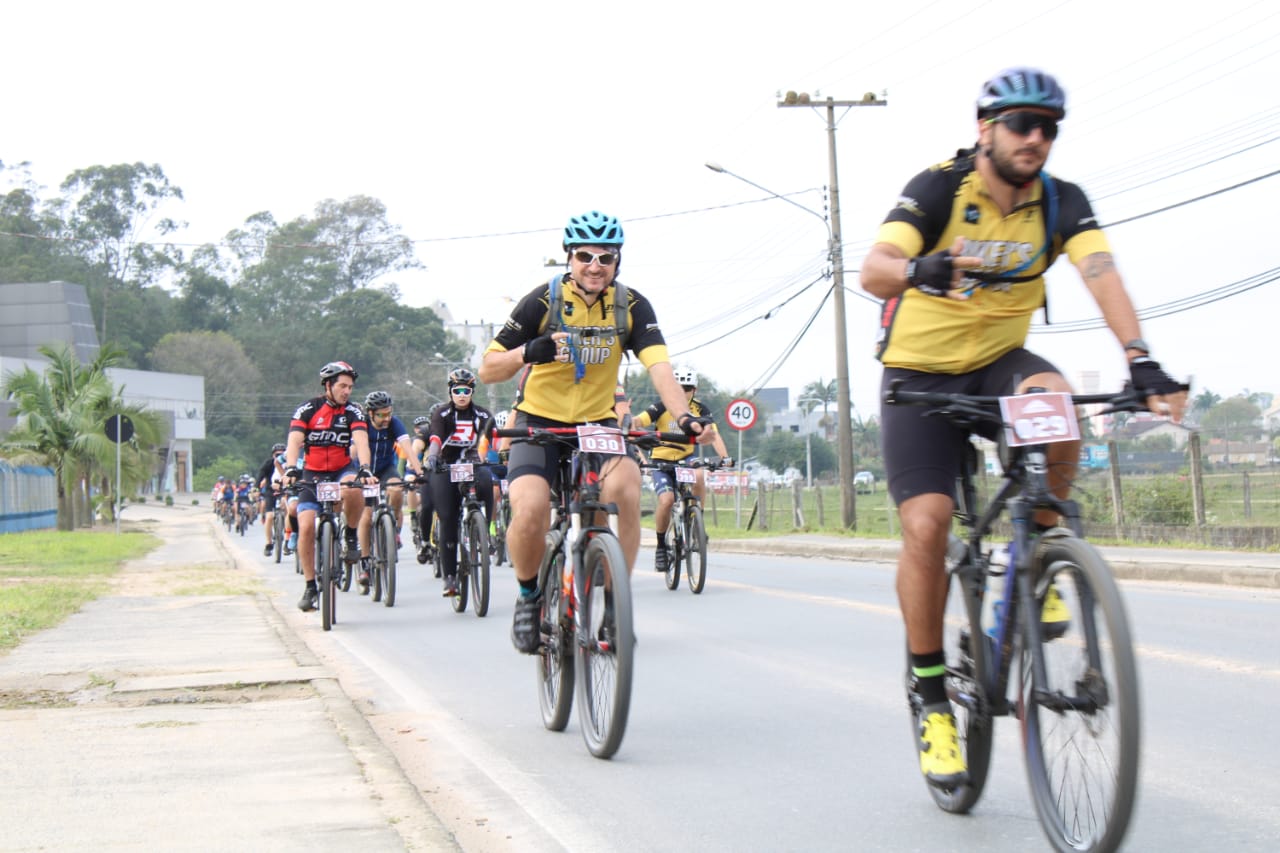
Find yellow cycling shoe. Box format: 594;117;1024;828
917;708;968;789
1040;582;1071;640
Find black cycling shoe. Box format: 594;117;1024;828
654;547;670;573
511;593;542;654
443;575;459;597
263;543;274;557
343;538;360;565
358;557;371;594
297;586;318;612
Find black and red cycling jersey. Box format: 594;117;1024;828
289;396;367;473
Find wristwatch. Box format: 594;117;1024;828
1123;338;1150;355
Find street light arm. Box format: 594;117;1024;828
705;162;831;237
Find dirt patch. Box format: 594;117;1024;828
108;561;263;597
0;680;316;710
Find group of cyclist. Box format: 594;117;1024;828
238;67;1193;804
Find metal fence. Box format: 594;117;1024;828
0;462;57;533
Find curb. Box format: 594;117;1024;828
210;517;461;851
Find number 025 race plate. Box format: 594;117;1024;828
999;391;1080;447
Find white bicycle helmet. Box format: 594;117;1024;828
672;367;697;387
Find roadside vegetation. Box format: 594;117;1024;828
0;530;159;652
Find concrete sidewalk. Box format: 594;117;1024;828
0;500;458;852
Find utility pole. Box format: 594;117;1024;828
778;91;886;529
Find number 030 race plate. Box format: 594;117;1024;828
999;391;1080;447
576;425;626;455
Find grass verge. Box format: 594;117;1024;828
0;530;160;652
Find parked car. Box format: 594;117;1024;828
854;470;876;493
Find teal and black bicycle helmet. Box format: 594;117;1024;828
976;67;1066;119
563;211;625;251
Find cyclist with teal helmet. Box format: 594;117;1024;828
861;68;1187;790
479;210;718;655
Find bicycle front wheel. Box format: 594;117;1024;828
908;557;993;814
576;532;634;759
1021;535;1140;853
664;513;681;591
537;549;574;732
377;511;397;607
684;505;708;594
318;522;335;632
466;511;490;617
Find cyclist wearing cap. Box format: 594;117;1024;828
355;390;425;592
423;368;494;597
860;67;1187;789
256;442;288;557
633;368;731;573
479;209;717;655
283;360;378;613
411;404;444;563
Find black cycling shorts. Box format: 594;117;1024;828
880;347;1062;506
506;411;639;486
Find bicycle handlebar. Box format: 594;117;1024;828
494;426;693;450
883;379;1188;430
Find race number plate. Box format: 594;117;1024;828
577;425;626;455
449;463;475;483
675;466;698;484
499;478;509;494
363;484;380;498
315;481;341;502
999;392;1080;447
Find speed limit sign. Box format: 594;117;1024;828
725;398;758;431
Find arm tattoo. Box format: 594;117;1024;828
1082;252;1116;281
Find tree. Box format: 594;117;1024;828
1;343;164;529
801;378;838;439
1201;396;1262;442
149;331;262;437
53;163;186;351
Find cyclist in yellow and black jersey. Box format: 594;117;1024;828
480;210;717;655
861;67;1187;791
633;367;731;573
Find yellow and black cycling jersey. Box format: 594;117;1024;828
633;397;714;462
873;148;1111;374
486;275;670;424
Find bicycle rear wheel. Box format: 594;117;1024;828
376;511;397;606
273;511;285;563
664;512;681;591
908;557;993;813
1021;535;1139;853
319;522;335;632
537;549;574;732
576;532;634;759
452;520;470;614
684;505;708;594
466;511;490;617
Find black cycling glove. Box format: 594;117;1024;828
523;335;559;364
283;468;300;486
1128;357;1184;397
677;413;713;437
905;249;956;297
357;466;374;481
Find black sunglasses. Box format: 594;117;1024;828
988;111;1059;141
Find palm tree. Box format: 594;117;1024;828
2;343;164;529
801;378;838;440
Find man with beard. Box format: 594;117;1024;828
860;67;1186;789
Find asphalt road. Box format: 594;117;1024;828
230;526;1280;852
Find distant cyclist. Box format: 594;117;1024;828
633;367;731;573
423;368;494;597
284;361;378;612
256;443;287;556
357;390;424;591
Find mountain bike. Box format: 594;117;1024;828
498;424;692;759
443;462;491;618
645;457;727;594
300;478;361;632
368;480;399;607
884;381;1172;853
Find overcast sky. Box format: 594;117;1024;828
5;0;1278;417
